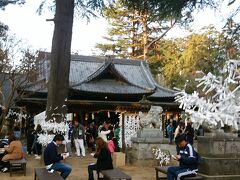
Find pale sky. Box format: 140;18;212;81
0;0;108;55
0;0;239;56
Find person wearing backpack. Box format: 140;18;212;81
167;134;200;180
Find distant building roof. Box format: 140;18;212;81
0;73;28;107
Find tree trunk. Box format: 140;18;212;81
46;0;74;123
142;16;148;61
131;21;136;57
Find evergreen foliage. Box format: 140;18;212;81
0;0;25;10
121;0;218;20
96;0;178;60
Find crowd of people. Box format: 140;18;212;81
25;119;121;160
43;118;202;180
0;119;120;179
61;120;121;159
0;115;203;180
43;119;121;180
165;117;204;145
43;134;114;180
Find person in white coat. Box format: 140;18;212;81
98;121;111;142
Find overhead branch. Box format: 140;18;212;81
46;18;55;22
146;19;177;49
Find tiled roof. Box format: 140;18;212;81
68;56;156;92
149;84;177;98
74;79;151;94
24;80;47;93
28;52;176;97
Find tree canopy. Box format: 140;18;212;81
121;0;218;20
0;0;25;9
96;0;178;60
159;23;240;91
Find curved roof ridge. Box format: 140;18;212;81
155;83;178;94
139;61;177;94
84;58;112;82
71;59;108;87
71;57;146;90
111;63;154;92
140;61;157;90
110;63;135;84
71;58;154;93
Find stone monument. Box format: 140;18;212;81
137;106;163;139
130;106;168;166
197;130;240;180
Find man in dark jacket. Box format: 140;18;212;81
44;134;72;179
185;119;195;145
167;134;200;180
73;120;86;157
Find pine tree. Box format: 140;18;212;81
96;1;177;60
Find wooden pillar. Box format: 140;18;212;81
162;114;165;137
121;113;126;152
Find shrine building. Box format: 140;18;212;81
16;52;180;146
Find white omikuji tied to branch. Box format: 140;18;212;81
175;60;240;131
37;119;69;146
36;110;69;146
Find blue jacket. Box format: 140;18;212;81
44;142;63;166
178;143;199;170
167;124;174;133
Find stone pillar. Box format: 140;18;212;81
128;128;169;166
198;135;240;180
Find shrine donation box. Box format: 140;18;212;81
112;152;125;167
